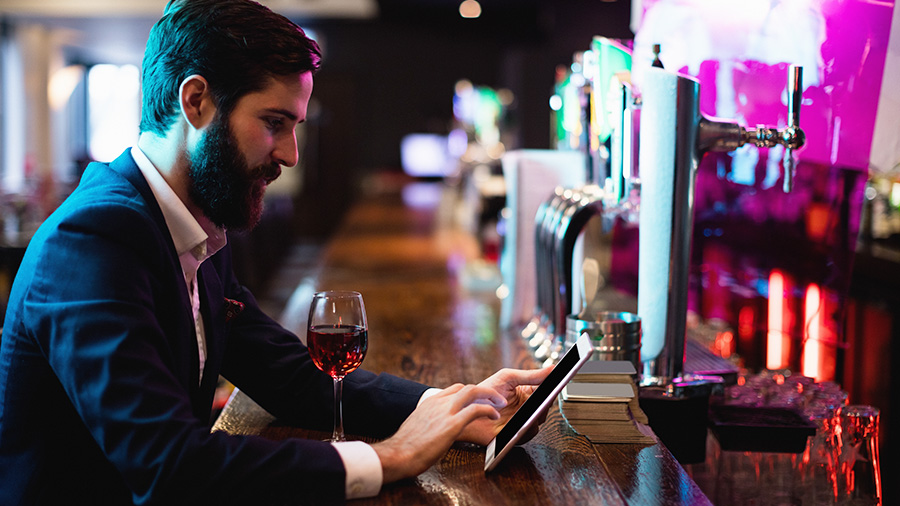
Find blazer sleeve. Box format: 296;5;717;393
211;244;430;439
22;194;369;505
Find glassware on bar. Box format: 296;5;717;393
307;290;369;442
801;405;840;505
836;405;882;505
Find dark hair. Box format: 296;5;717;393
139;0;322;135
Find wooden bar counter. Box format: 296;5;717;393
213;177;713;505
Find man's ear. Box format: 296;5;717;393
179;75;216;129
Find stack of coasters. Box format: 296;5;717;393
559;360;655;445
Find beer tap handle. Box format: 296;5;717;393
788;65;802;131
695;64;806;190
782;65;805;192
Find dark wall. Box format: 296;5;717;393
284;1;633;239
299;0;634;176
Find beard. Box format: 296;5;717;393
188;115;281;231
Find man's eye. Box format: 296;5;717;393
265;118;284;130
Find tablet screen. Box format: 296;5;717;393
484;333;592;471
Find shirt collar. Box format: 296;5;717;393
130;146;227;262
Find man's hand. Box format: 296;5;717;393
371;383;506;483
458;367;552;446
371;367;552;484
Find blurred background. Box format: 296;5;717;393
0;0;632;233
1;0;898;498
0;0;633;298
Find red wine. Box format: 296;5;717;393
308;324;368;379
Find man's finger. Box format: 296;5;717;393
510;366;553;386
448;384;505;412
457;403;501;423
485;367;552;390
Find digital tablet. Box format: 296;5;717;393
484;333;593;472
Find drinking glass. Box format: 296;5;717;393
307;290;368;442
837;405;882;505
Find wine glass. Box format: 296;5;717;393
307;290;368;442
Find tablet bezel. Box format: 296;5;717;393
484;333;593;472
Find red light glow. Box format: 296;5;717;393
767;270;787;370
802;283;823;381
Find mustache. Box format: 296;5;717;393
249;163;282;183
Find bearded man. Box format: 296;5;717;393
0;1;549;504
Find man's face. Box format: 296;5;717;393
188;71;314;230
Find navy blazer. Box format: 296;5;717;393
0;150;428;505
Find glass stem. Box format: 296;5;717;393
333;377;345;442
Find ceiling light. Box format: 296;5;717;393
459;0;481;19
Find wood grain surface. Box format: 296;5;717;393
214;178;713;505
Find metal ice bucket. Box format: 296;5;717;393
566;311;641;370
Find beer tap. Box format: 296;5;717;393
697;65;806;192
638;64;806;386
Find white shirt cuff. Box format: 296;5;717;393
333;388;441;499
418;387;442;407
332;440;382;499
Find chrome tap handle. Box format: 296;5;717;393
782;65;805;192
787;65;802;134
701;64;806;174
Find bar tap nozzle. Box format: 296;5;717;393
699;65;806;191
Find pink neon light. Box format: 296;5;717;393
802;284;822;381
767;270;785;370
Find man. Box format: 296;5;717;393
0;1;550;504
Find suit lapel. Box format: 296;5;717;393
197;261;224;403
108;149;169;235
108;149;207;400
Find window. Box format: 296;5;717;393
87;63;140;162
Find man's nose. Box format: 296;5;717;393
273;131;299;167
